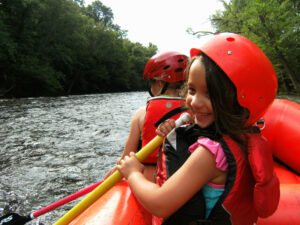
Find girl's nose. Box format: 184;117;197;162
190;94;204;109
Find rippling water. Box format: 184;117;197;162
0;92;148;224
0;92;299;224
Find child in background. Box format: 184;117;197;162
106;51;189;181
117;33;280;225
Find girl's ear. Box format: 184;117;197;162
158;80;164;89
154;80;162;94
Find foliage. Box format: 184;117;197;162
0;0;157;97
209;0;300;94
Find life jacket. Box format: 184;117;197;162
154;124;280;225
141;96;188;164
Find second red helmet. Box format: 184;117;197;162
143;51;189;83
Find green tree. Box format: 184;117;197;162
84;0;113;26
0;0;158;97
0;0;65;97
124;41;157;91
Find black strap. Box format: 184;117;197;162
160;82;169;95
142;162;157;166
154;106;189;127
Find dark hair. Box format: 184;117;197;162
185;54;250;152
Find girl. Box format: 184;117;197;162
106;51;189;181
117;33;280;225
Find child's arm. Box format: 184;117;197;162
118;146;223;218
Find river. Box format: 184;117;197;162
0;92;299;224
0;92;149;224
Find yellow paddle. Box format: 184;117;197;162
54;112;191;225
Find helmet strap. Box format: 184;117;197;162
147;80;154;97
148;88;154;97
147;80;169;96
160;82;169;95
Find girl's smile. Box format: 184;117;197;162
186;58;214;128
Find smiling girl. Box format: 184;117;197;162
117;33;280;225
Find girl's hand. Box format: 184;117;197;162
156;119;176;137
117;152;144;179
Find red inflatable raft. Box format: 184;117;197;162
70;99;300;225
257;99;300;225
69;181;152;225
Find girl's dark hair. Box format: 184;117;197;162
185;54;250;152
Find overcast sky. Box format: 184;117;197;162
85;0;226;56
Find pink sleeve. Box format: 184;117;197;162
189;137;228;171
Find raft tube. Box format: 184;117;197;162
259;99;300;174
70;180;151;225
257;162;300;225
257;99;300;225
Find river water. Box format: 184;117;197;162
0;92;148;224
0;92;299;225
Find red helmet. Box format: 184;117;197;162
143;51;188;83
190;33;278;125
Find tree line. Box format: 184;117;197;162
1;0;299;98
0;0;157;98
208;0;300;95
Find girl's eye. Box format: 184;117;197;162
188;87;195;94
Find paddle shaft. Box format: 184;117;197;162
32;180;103;218
54;112;191;225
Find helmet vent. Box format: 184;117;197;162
164;65;170;70
175;68;183;73
178;59;184;63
